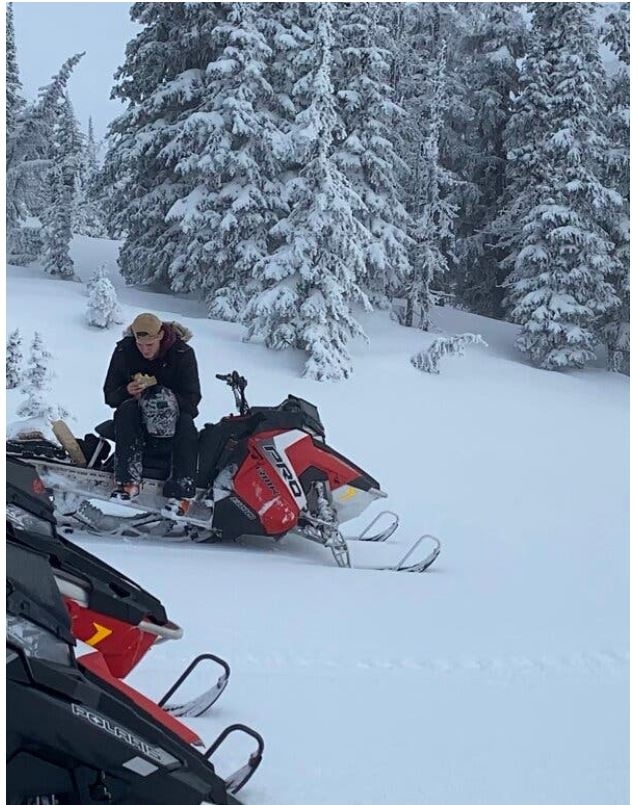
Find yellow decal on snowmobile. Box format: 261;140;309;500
339;487;358;501
86;622;113;646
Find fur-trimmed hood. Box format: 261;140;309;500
123;320;193;343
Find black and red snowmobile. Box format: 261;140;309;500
6;372;440;572
7;456;265;802
7;537;264;804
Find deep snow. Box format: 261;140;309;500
6;236;629;805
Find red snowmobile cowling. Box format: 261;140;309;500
64;597;161;678
230;428;379;537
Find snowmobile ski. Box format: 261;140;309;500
159;653;231;718
346;510;399;542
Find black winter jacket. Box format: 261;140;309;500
103;322;202;418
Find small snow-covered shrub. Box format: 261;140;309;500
16;332;69;420
86;266;122;328
411;333;487;374
6;328;23;388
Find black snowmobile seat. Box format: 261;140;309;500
95;419;116;440
95;419;173;481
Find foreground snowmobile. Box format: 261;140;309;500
7;372;440;572
7;457;265;800
7;537;263;804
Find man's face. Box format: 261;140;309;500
136;335;162;360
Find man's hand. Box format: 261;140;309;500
127;379;145;398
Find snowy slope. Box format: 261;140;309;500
6;237;629;805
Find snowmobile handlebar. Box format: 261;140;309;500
216;371;249;416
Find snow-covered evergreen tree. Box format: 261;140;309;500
6;2;29;259
6;328;24;389
43;93;84;278
86;266;122;328
393;5;473;309
332;3;411;307
600;3;630;374
501;5;621;370
451;4;527;317
16;332;65;419
166;3;285;321
73;116;107;236
245;3;371;381
86;116;99;172
6;3;26;138
103;3;218;286
7;53;84;264
402;43;457;331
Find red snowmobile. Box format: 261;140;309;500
7;372;440;572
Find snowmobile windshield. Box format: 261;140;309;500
7;541;75;666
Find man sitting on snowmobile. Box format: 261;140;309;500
103;312;201;518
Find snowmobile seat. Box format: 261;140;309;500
95;419;174;481
95;419;116;440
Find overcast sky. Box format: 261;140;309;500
12;2;140;142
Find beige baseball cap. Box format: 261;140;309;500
132;313;163;343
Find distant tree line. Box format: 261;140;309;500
7;3;629;379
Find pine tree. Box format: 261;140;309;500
102;3;218;286
6;328;23;389
7;53;84;263
332;3;411;307
403;43;457;331
600;3;630;373
43;93;84;278
73;115;107;236
16;332;58;419
6;3;26;137
86;116;99;172
166;2;285;321
502;5;621;370
86;266;122;328
451;4;527;317
6;2;28;257
246;3;371;381
391;4;474;310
